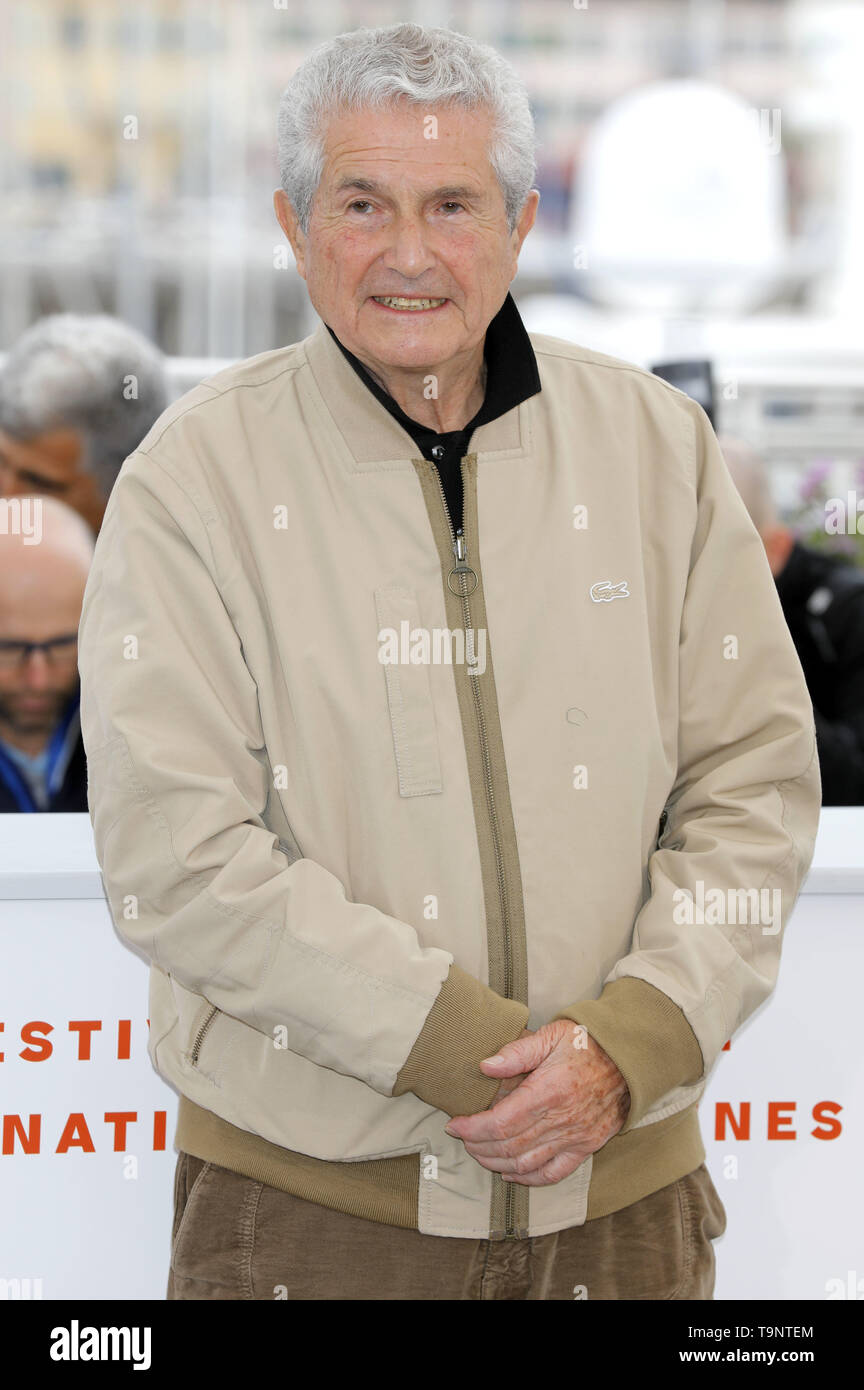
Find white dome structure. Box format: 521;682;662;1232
571;79;788;313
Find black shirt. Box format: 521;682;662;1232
325;291;541;535
775;539;864;805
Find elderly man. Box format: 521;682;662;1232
78;23;820;1301
0;314;169;535
0;496;94;812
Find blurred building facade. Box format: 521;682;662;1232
2;0;863;523
0;0;850;351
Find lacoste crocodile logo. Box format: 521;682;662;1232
589;580;630;603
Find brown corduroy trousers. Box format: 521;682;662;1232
166;1152;726;1300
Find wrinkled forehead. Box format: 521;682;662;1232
318;99;497;180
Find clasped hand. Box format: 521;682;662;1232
443;1021;630;1187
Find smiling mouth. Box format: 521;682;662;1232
371;296;448;311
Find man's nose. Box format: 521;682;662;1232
22;650;53;688
385;215;437;278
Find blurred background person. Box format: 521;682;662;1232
0;496;94;812
0;314;170;536
721;434;864;806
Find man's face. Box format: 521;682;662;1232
0;426;104;535
274;100;538;376
0;570;84;742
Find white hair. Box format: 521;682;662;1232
276;22;538;236
0;314;169;500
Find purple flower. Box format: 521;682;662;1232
798;459;832;503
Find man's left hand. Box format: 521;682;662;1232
444;1020;630;1187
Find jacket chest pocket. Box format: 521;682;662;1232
374;585;443;797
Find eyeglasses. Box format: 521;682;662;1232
0;635;79;669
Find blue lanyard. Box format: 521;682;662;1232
0;690;81;813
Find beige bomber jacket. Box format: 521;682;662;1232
77;316;821;1241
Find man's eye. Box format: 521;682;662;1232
22;472;65;491
347;200;465;215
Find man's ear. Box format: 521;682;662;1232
273;189;307;279
509;189;540;279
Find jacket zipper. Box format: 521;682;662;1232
190;1003;218;1066
433;459;516;1235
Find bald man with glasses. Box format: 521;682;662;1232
0;496;94;813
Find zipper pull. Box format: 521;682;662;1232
448;528;478;595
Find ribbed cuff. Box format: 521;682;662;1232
391;963;530;1117
552;976;705;1133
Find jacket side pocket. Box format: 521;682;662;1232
374;585;443;798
